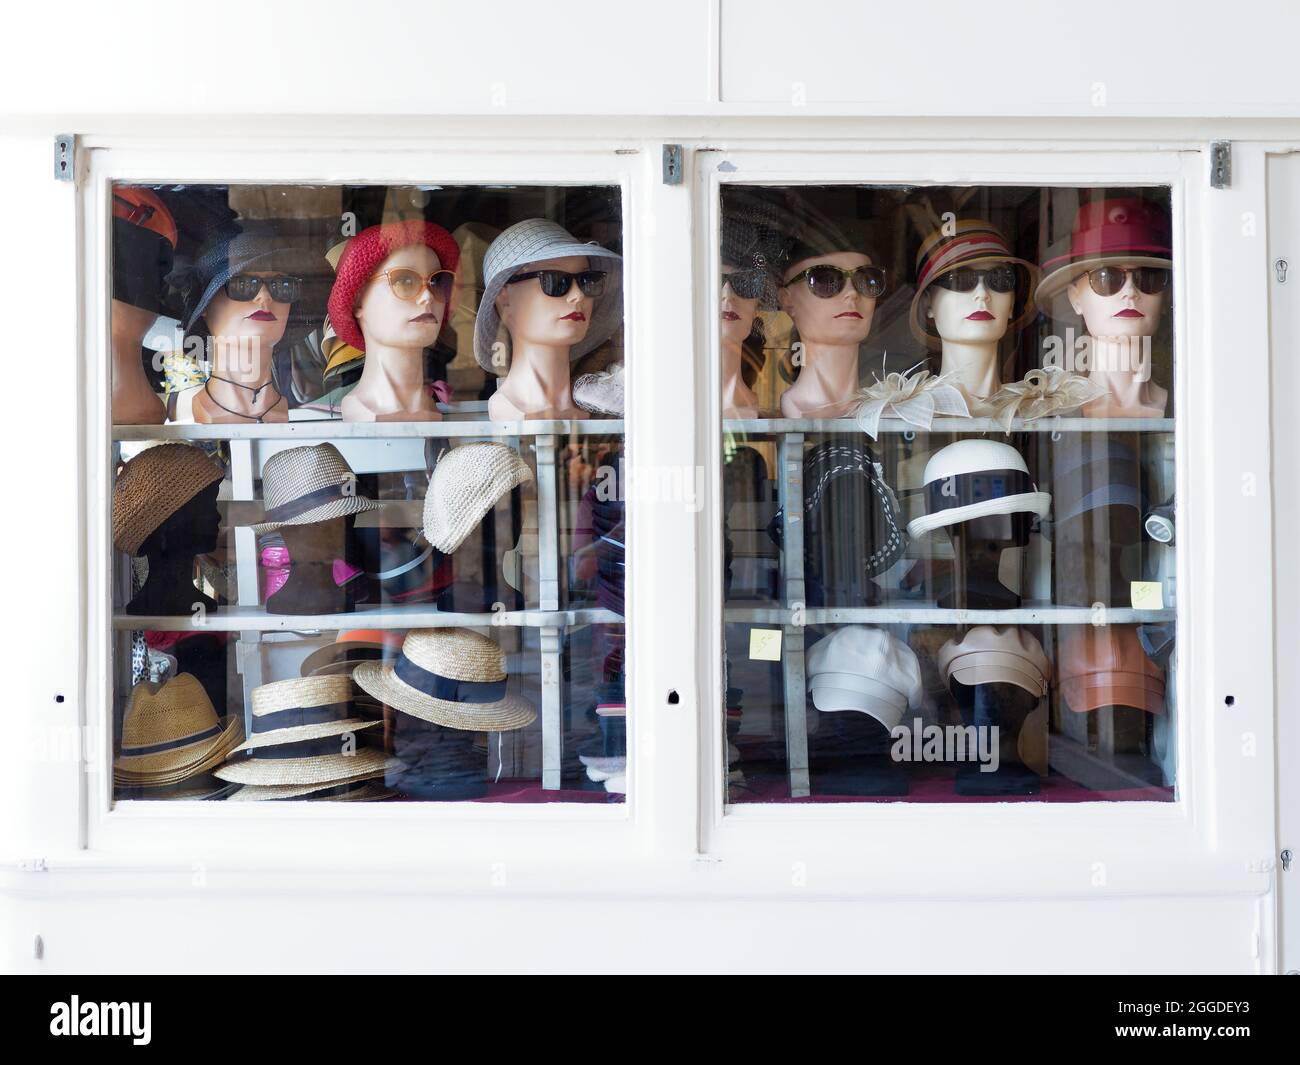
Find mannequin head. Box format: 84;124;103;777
925;265;1016;344
1067;261;1168;341
720;264;762;346
778;251;877;347
137;481;221;559
494;254;594;352
201;272;291;367
353;243;449;352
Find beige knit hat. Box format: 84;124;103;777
249;443;379;534
112;443;225;556
231;674;381;753
422;443;533;553
352;627;536;731
113;673;244;784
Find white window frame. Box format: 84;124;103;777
694;141;1278;902
75;138;707;869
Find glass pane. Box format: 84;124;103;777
110;182;625;803
719;185;1175;804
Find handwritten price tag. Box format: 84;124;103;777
1130;581;1164;610
749;628;783;661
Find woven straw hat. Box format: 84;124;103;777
215;743;394;788
299;629;406;677
226;778;393;802
113;443;225;556
249;443;379;534
353;628;536;732
113;674;243;782
422;443;533;553
232;674;381;753
473;218;623;374
573;362;624;416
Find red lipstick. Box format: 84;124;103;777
966;310;995;321
1114;309;1145;318
561;311;586;321
247;310;276;322
834;311;863;319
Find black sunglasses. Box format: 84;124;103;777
783;264;887;300
506;269;607;298
1085;266;1170;297
933;264;1019;294
224;273;303;303
721;268;767;300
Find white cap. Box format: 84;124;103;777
806;626;923;730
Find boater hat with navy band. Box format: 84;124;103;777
907;439;1051;539
909;220;1040;351
249;443;379;534
352;628;536;732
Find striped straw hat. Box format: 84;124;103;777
231;674;380;753
908;219;1040;351
422;443;533;554
352;627;536;732
112;443;225;556
214;674;395;787
113;673;244;783
249;443;379;534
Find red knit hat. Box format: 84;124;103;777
327;221;461;352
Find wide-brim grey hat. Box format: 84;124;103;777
473;218;623;375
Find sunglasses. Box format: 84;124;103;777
721;268;767;300
932;264;1019;294
783;264;887;300
376;268;456;303
506;269;607;298
1084;266;1171;297
224;274;303;303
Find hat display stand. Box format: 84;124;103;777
125;482;222;617
1052;507;1143;608
949;679;1041;797
809;711;910;797
939;513;1032;611
264;514;368;616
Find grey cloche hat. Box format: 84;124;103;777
473;218;623;375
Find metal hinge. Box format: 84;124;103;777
1210;141;1231;189
53;134;76;183
662;144;684;185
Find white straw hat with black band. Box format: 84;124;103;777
249;443;379;535
215;741;394;788
352;627;536;732
231;674;381;753
473;218;623;374
906;439;1051;539
422;443;533;554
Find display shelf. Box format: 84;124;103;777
114;606;623;632
725;605;1175;625
724;416;1174;435
113;418;624;441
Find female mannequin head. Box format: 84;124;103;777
494;254;594;353
1066;261;1168;341
924;265;1017;344
720;264;762;346
201;272;292;365
353;242;450;352
778;251;878;347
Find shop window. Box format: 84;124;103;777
718;185;1176;804
109;183;626;803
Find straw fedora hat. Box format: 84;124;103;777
249;443;379;534
232;674;381;753
909;220;1040;352
113;443;225;556
353;627;536;732
473;218;623;374
422;443;533;554
226;778;393;802
113;673;244;784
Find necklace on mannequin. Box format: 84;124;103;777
203;373;281;423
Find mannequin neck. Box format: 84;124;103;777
351;341;436;414
209;336;274;386
938;340;1001;399
111;300;164;423
784;341;859;415
1085;336;1166;416
720;338;759;417
497;340;578;416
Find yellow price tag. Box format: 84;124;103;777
749;628;783;661
1130;581;1164;610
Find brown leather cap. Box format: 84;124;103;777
1057;625;1165;714
937;626;1051;697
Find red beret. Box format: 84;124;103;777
327;221;461;352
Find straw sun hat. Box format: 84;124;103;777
112;443;225;556
215;673;394;788
114;673;244;786
249;443;379;535
422;443;533;554
352;628;536;732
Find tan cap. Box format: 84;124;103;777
937;626;1050;698
1057;625;1165;715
